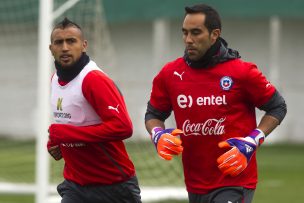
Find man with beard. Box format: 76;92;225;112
145;4;286;203
47;17;141;203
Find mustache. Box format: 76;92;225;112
186;46;196;50
60;54;72;57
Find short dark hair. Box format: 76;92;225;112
185;4;221;33
53;17;82;30
51;17;84;42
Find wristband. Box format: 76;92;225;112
248;128;265;146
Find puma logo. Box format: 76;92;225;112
174;71;185;80
108;104;120;113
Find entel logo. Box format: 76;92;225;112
177;94;227;108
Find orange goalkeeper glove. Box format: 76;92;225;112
151;127;184;160
217;129;265;176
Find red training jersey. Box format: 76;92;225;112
48;61;135;185
149;57;275;194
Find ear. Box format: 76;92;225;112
210;29;221;43
82;40;88;52
49;44;54;56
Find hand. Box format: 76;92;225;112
47;140;62;161
151;127;184;160
217;129;265;176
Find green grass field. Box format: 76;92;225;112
0;138;304;203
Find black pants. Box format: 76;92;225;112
57;176;142;203
188;187;255;203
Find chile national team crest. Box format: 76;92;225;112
220;76;233;90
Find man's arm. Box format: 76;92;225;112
257;115;279;136
145;102;183;160
217;90;287;176
145;101;170;135
145;119;165;135
258;90;287;134
217;114;279;176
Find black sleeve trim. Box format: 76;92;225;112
144;101;171;122
258;90;287;124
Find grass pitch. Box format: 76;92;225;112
0;138;303;203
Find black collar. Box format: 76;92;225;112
183;37;240;69
183;38;221;69
55;53;90;82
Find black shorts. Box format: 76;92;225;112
188;187;255;203
57;176;142;203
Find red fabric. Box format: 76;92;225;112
49;70;135;185
149;57;275;194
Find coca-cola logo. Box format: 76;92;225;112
182;118;226;136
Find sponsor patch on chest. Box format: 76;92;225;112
177;94;227;109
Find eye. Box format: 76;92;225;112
191;29;202;35
53;39;63;45
66;38;77;44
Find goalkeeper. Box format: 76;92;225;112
145;3;287;203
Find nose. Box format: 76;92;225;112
185;34;193;44
184;33;193;44
62;41;69;51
